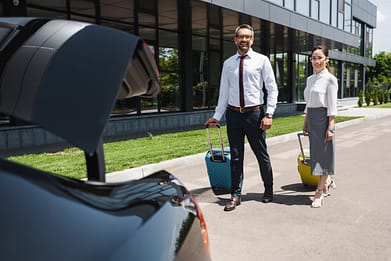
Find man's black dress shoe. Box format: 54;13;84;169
262;194;273;203
224;197;241;211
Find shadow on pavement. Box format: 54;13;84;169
191;183;318;206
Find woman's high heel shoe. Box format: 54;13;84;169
311;189;324;208
324;177;336;197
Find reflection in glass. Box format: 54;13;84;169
192;50;208;109
271;52;289;103
159;47;180;112
344;2;352;33
296;54;309;102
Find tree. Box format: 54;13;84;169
368;52;391;91
358;90;363;107
365;79;373;106
159;48;180;109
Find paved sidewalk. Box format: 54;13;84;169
106;107;391;182
106;107;391;261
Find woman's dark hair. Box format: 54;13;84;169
311;44;329;57
311;45;331;72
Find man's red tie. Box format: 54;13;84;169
239;55;245;108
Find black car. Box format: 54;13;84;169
0;17;210;261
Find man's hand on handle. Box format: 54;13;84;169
204;118;219;128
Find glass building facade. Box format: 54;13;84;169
0;0;377;130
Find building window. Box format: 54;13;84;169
251;17;262;51
331;0;337;26
222;9;238;42
101;0;134;25
285;0;294;11
208;50;222;108
366;26;373;58
26;0;68;19
159;45;180;112
296;0;309;16
69;0;97;23
343;63;359;98
311;0;319;20
295;54;309;102
338;0;344;29
319;0;330;24
192;48;208;110
192;0;207;36
192;1;208;110
344;1;352;33
138;0;155;15
270;52;290;103
207;4;223;109
158;0;177;31
328;59;341;98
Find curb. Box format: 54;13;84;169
106;116;368;182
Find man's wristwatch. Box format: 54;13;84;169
266;113;273;119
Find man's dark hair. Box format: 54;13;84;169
235;24;254;37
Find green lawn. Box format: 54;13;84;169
364;103;391;108
7;115;359;180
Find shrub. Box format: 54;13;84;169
364;89;371;106
365;80;373;106
385;90;390;104
372;89;379;105
358;90;363;107
379;90;384;104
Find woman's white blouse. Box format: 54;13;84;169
304;69;338;116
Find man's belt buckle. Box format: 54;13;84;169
239;107;244;113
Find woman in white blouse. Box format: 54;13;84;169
303;45;338;208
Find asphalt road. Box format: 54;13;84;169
107;108;391;261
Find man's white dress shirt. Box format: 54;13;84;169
213;48;278;121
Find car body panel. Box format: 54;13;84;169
0;158;210;260
0;18;159;155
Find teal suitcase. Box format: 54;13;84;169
205;124;231;195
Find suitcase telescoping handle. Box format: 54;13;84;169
297;132;308;160
205;123;225;161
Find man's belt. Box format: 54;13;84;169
228;105;262;113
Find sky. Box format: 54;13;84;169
370;0;391;54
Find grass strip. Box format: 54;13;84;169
7;115;360;180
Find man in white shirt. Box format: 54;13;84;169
205;24;279;211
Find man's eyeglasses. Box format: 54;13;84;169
310;56;326;61
236;34;252;40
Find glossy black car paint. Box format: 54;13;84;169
0;18;210;261
0;159;209;260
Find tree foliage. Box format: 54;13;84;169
159;48;180;108
368;52;391;91
364;52;391;106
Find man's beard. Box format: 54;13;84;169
237;44;250;52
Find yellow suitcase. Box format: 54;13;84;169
297;133;319;187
